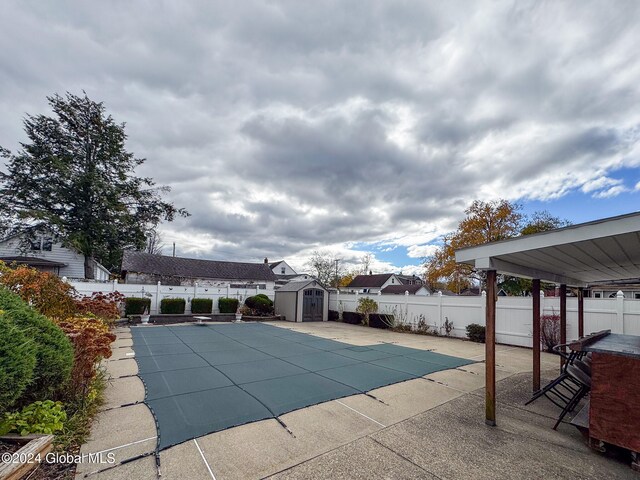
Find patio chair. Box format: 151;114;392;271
525;343;591;429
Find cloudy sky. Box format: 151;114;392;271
1;1;640;275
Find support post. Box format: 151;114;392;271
485;269;497;426
532;279;541;392
577;287;584;338
560;284;567;369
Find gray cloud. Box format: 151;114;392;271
1;0;640;271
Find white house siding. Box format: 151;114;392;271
0;236;86;278
271;261;297;276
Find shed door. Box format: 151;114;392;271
302;289;324;322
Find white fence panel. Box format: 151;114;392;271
69;280;274;315
330;291;639;347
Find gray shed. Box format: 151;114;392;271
274;280;328;322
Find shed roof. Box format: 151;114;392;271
347;274;394;288
275;280;325;292
455;211;640;286
121;251;277;282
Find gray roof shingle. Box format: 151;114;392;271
347;274;394;288
380;284;428;295
121;251;277;282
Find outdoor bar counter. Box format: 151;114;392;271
570;330;640;470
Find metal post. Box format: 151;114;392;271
560;284;567;369
532;279;541;392
577;287;584;338
485;269;497;426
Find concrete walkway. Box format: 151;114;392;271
76;321;633;479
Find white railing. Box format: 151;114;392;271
330;290;639;347
70;280;275;315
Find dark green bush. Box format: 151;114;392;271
466;323;486;343
160;298;186;314
191;298;213;314
0;313;37;413
0;288;73;403
245;295;274;315
218;297;239;314
328;310;339;321
124;297;151;315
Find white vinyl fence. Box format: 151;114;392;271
330;291;640;347
70;280;275;315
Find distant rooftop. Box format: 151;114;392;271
121;251;277;282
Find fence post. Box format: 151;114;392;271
437;291;443;331
405;291;410;325
156;281;161;315
481;290;487;326
615;290;624;334
193;282;198;314
112;279;117;292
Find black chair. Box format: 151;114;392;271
525;343;591;429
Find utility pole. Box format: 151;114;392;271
172;242;176;257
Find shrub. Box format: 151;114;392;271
341;311;361;325
541;312;561;353
124;297;151;316
0;261;76;319
368;313;392;329
356;297;378;326
0;288;73;402
466;323;486;343
328;310;339;321
75;291;125;321
0;314;37;413
160;298;186;314
219;297;239;314
191;298;213;314
0;400;67;436
245;295;274;315
55;316;116;400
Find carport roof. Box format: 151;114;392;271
455;211;640;287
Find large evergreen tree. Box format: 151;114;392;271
0;92;188;277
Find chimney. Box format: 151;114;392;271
369;270;372;275
264;257;269;264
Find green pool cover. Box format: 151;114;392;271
131;323;474;450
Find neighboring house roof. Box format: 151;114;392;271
397;274;424;285
275;279;326;292
269;261;284;269
381;284;427;295
121;251;277;282
347;274;395;288
0;256;66;268
460;287;481;296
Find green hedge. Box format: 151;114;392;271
0;314;37;413
245;295;274;315
191;298;212;314
218;297;239;314
0;288;73;404
124;297;151;316
160;298;186;314
466;323;486;343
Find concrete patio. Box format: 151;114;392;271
77;321;634;479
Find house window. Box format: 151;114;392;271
391;278;395;284
281;267;286;274
635;293;640;300
593;292;601;298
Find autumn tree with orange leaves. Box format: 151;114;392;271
425;200;523;293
